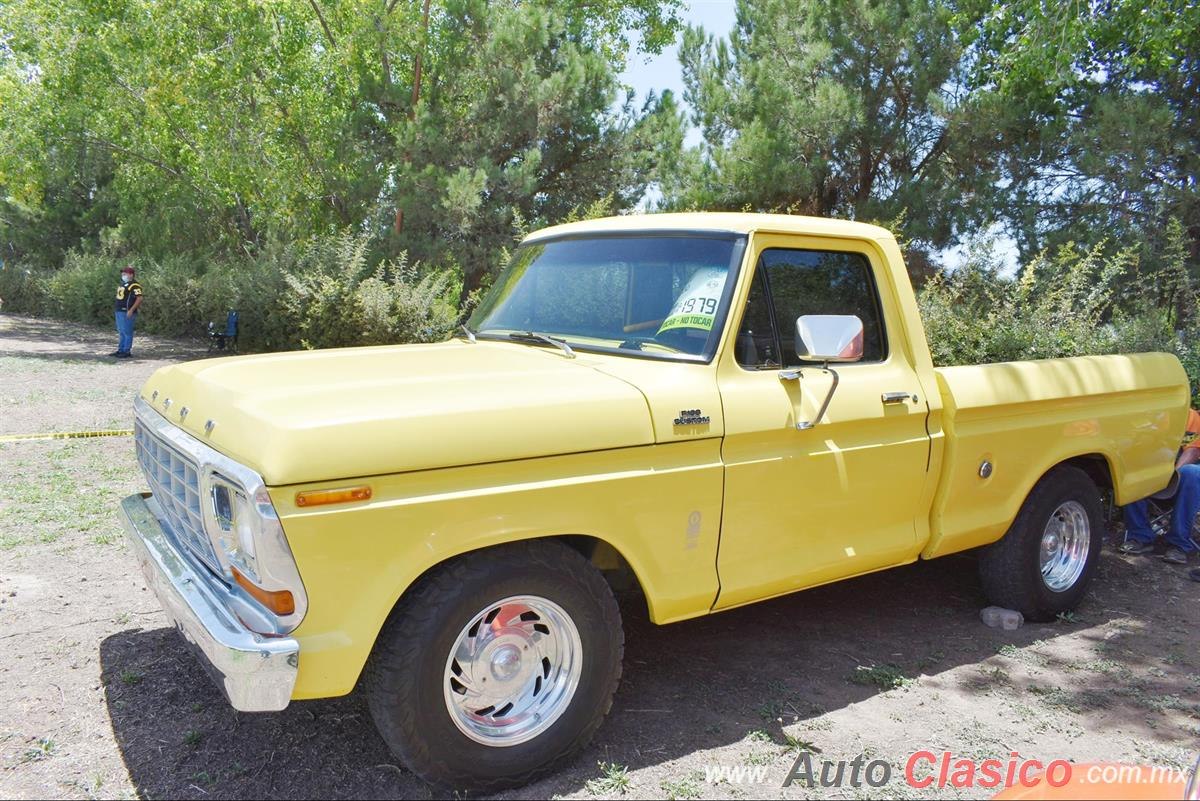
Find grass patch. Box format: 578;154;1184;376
1083;658;1125;675
783;733;821;753
756;700;782;722
997;643;1049;667
1027;685;1083;713
21;737;57;763
661;772;702;800
586;762;631;796
0;439;142;558
1144;694;1198;714
190;771;217;787
917;650;946;672
849;664;912;690
744;750;774;766
977;666;1012;687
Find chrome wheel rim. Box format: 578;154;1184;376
1040;500;1090;592
443;595;582;747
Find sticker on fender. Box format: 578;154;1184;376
657;268;728;334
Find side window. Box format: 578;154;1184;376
735;268;780;368
761;248;887;367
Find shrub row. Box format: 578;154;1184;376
917;238;1200;403
0;232;461;352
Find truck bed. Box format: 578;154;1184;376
923;352;1190;559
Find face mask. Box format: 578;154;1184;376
121;275;132;284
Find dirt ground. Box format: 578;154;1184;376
0;312;1197;801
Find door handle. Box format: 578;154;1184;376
882;391;917;404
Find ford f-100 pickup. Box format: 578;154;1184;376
118;213;1190;791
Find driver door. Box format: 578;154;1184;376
714;234;933;609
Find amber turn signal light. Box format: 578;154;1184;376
232;567;296;616
294;485;372;508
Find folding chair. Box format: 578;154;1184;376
207;310;239;353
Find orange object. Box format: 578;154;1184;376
1183;408;1200;450
295;485;372;508
993;762;1189;800
232;566;296;616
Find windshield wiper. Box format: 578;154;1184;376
459;324;476;343
507;331;575;359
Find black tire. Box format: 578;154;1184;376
978;465;1104;622
365;539;623;793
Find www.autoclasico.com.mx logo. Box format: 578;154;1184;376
703;750;1193;792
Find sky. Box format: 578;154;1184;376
614;1;738;209
618;0;738;123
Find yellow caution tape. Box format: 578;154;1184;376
0;429;134;443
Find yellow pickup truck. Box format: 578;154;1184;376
119;213;1189;791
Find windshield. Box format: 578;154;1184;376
468;234;746;361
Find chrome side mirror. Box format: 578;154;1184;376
780;315;865;430
795;314;864;363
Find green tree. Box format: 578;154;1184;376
0;0;682;292
658;0;988;267
957;0;1200;268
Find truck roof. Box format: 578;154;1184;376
524;212;897;242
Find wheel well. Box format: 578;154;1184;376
384;535;652;632
1059;453;1115;520
1062;453;1114;493
554;535;650;618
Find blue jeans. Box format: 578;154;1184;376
1124;463;1200;552
115;311;136;354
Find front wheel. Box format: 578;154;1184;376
978;465;1103;622
365;540;623;792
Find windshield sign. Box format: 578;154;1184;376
469;234;746;361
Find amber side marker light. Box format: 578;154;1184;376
295;485;372;508
232;566;296;616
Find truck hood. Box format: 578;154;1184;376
139;341;654;485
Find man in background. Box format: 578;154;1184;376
111;265;143;358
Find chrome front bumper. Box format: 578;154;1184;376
119;493;298;712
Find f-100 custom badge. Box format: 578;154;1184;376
674;409;711;426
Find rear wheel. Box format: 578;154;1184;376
978;465;1103;621
366;540;623;792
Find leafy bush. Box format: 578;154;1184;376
0;262;45;315
280;232;459;349
918;237;1200;402
0;230;460;352
919;240;1139;365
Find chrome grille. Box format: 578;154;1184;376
134;419;220;571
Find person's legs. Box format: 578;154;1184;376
116;313;132;354
124;312;136;355
1119;499;1158;554
1166;463;1200;555
1123;500;1155;541
113;311;125;355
